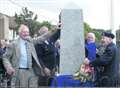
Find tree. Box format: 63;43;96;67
84;22;105;43
84;22;92;37
14;7;40;37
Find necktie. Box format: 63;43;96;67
25;41;32;69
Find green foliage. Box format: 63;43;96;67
14;7;40;37
14;7;104;41
92;29;103;42
84;22;91;37
14;7;53;37
84;22;105;43
40;21;52;30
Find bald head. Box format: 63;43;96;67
39;26;49;35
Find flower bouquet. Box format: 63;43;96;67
73;63;94;83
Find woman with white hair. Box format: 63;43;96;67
85;32;96;61
84;32;97;86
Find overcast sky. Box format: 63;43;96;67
0;0;120;30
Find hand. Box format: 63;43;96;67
44;67;51;76
80;64;86;72
6;67;15;75
51;68;56;76
84;58;90;65
57;22;62;29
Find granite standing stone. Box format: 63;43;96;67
60;3;85;75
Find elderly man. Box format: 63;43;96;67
35;26;60;86
2;24;60;88
84;32;117;87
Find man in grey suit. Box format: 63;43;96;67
2;24;60;87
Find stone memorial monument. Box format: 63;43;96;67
60;3;85;75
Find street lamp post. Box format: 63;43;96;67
111;0;116;43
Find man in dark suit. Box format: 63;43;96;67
84;32;117;87
35;26;60;86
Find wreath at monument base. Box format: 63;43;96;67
73;64;94;83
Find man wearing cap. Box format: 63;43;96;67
84;32;117;87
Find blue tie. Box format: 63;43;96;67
25;42;32;69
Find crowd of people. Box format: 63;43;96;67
0;23;118;87
0;24;60;88
51;31;117;87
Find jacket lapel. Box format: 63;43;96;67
29;42;42;69
12;39;21;68
16;39;21;59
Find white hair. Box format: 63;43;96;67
18;24;29;33
87;32;96;42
